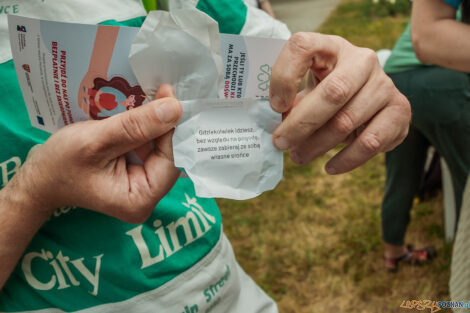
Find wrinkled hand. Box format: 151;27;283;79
15;85;181;223
270;33;411;174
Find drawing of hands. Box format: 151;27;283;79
77;25;119;118
78;71;106;116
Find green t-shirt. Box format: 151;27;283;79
383;23;422;74
384;0;463;74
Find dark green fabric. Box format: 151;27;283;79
196;0;247;34
463;0;470;23
382;67;470;246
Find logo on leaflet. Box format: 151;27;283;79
16;25;27;51
16;25;26;32
257;64;271;92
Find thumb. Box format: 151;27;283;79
154;84;175;99
96;97;182;159
269;33;340;113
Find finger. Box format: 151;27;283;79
154;84;175;99
270;32;341;113
131;84;177;159
289;73;395;164
145;129;178;203
109;154;179;224
96;97;182;158
127;153;179;223
146;130;179;190
281;88;311;120
293;86;311;107
272;47;378;150
93;129;178;224
324;94;410;174
127;130;179;221
154;128;175;161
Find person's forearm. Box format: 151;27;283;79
412;0;470;72
0;86;182;290
413;20;470;72
0;174;50;289
87;26;119;75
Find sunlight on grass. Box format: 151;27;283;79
318;0;409;51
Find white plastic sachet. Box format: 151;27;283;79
175;98;282;200
129;10;283;200
129;10;223;100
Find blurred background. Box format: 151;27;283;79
218;0;451;312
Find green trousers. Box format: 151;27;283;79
382;66;470;246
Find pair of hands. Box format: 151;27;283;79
7;33;410;223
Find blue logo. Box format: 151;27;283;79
16;25;26;32
37;116;44;126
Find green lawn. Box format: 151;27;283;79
317;0;410;50
218;1;451;312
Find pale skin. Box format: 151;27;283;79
0;33;411;290
270;33;411;174
270;35;410;265
411;0;470;72
0;85;181;289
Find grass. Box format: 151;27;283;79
217;1;451;312
317;0;410;51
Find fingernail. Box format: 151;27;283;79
274;136;290;150
156;102;178;123
290;151;302;164
325;164;337;175
271;95;286;111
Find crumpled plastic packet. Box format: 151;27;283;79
173;98;283;200
129;9;283;200
129;9;223;100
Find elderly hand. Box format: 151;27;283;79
11;85;181;224
270;32;411;174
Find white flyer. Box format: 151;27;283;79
9;13;285;131
174;98;283;200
